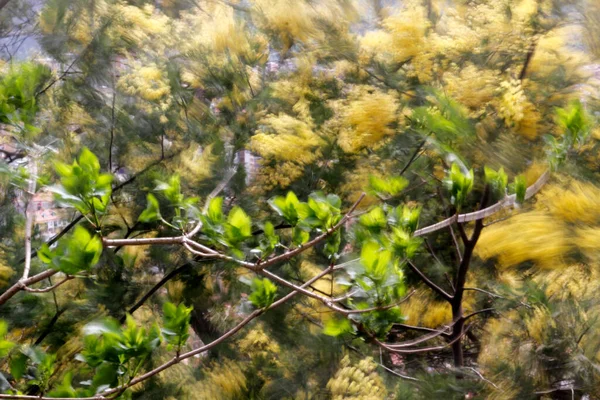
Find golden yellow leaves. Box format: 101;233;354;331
117;62;171;110
358;2;429;68
251;0;355;53
497;79;541;139
178;144;216;184
529;26;591;80
477;211;570;269
0;249;14;289
477;179;600;269
443;65;500;112
337;88;400;154
249;114;323;163
252;0;315;51
114;3;171;49
187;359;247;399
540;181;600;224
248;114;323;189
237;324;281;363
326;355;386;400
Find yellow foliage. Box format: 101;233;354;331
237;324;281;363
118;62;171;103
251;0;319;51
338;88;399;153
113;3;171;47
443;64;500;111
358;30;394;65
539;264;600;301
188;359;247;399
401;289;451;328
0;249;14;288
250;162;306;191
166;281;185;304
178;144;215;184
497;79;541;139
522;162;547;186
382;2;429;63
326;355;386;400
250;114;323;163
476;211;570;269
538;180;600;224
529;26;591;80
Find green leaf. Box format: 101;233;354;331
361;241;393;284
207;197;224;223
359;207;387;231
158;174;184;206
323;317;353;336
0;321;14;358
38;243;53;263
162;302;193;349
484;166;508;199
78;147;100;175
226;207;252;244
396;205;421;234
390;227;421;259
447;163;473;207
138;193;161;223
41;226;103;274
248;278;278;308
369;175;408;197
292;226;310;246
10;352;27;380
514;175;526;204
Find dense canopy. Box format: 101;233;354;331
0;0;599;399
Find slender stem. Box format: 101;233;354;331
21;158;37;281
406;261;453;302
22;275;73;293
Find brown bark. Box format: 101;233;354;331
450;187;489;367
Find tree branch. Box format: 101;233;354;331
406;261;453;302
413;171;549;237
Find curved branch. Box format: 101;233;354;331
22;275;73;293
414;171;549;237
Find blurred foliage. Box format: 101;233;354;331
0;0;599;398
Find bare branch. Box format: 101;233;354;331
376;324;473;354
0;269;57;306
406;261;453;302
392;323;444;335
21;158;37;281
22;275;73;293
466;366;498;389
463;307;495;322
413;171;549;237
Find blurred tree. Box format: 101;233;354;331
0;0;598;399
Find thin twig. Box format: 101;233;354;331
406;261;453;302
20;157;37;282
22;275;73;293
